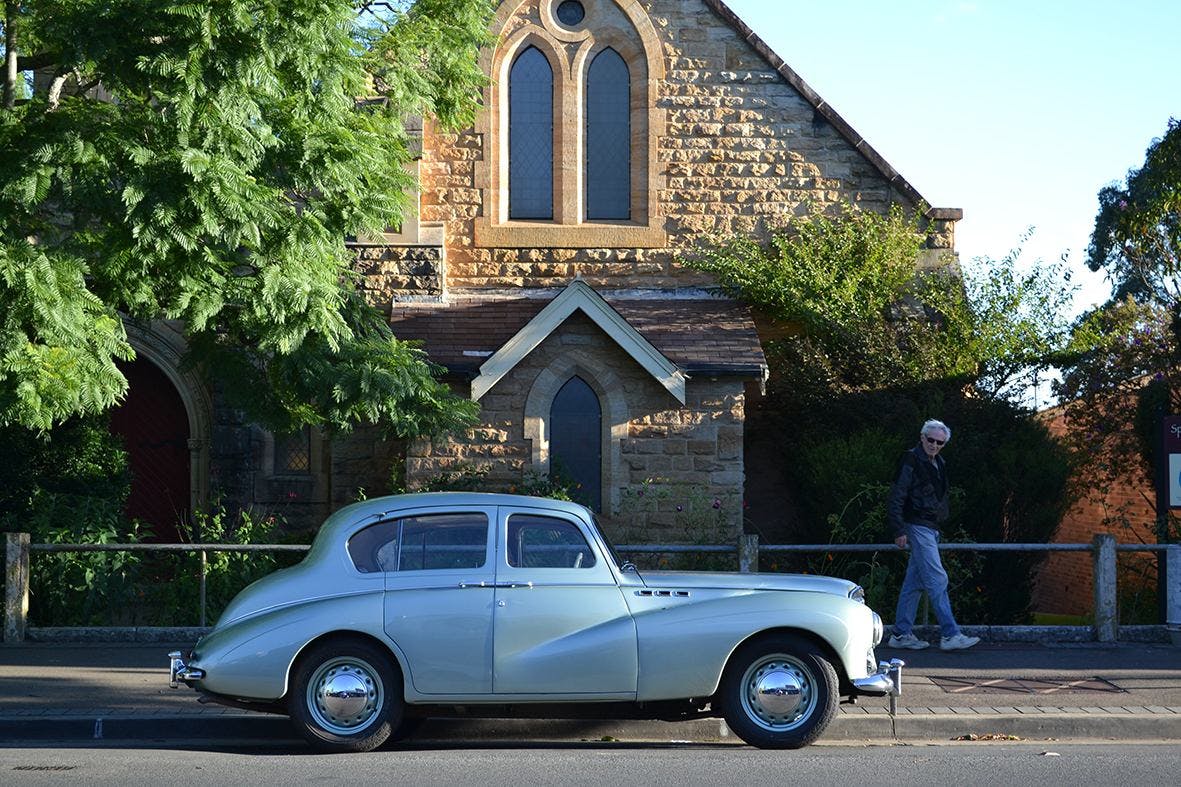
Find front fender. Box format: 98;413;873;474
631;590;877;701
190;590;394;700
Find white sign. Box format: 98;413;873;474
1170;454;1181;508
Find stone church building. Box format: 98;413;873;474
111;0;960;543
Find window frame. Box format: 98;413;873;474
347;511;492;574
473;1;667;248
508;45;557;220
505;513;597;570
584;46;632;221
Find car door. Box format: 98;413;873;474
374;507;497;695
491;506;637;696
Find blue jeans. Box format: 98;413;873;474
894;524;961;639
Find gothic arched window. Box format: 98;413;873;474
508;46;554;219
585;47;631;220
550;376;602;509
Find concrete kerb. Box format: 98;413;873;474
2;711;1180;746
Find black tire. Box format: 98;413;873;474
718;632;839;749
288;637;403;753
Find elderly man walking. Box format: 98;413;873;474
886;419;979;652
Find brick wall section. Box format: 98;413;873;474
1033;409;1158;616
404;312;745;543
420;0;926;291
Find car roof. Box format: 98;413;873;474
314;492;595;544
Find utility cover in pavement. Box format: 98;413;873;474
928;676;1125;694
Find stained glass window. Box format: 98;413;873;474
509;46;554;219
556;1;585;26
274;427;311;474
585;48;630;220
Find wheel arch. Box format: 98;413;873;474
285;630;409;701
720;627;851;696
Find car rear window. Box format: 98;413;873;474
349;513;488;573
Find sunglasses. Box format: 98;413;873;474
924;436;946;446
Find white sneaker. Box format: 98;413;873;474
940;633;981;651
887;633;930;650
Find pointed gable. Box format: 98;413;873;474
470;279;686;403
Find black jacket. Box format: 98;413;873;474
887;444;949;536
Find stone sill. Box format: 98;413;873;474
474;220;667;249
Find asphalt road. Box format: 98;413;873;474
1;742;1179;785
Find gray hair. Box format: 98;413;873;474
920;419;951;443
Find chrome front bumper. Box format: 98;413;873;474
169;650;206;688
851;658;904;697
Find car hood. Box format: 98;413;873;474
638;570;857;597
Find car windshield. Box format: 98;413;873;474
591;513;630;570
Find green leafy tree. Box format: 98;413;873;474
693;204;1076;405
689;203;1076;622
1062;118;1181;549
1087;118;1180;303
0;0;490;434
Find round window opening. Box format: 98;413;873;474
556;1;586;26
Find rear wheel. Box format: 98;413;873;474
288;638;402;753
718;633;838;749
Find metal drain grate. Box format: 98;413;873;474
13;765;79;771
928;676;1125;694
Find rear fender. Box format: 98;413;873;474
191;591;401;700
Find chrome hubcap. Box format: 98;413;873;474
307;657;384;735
741;654;816;732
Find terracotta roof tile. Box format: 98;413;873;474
390;295;766;378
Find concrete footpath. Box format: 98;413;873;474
1;639;1179;747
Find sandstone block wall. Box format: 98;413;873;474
404;312;745;543
352;243;445;306
420;0;939;291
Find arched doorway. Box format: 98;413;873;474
550;376;602;510
108;358;191;541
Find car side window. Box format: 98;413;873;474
348;521;398;573
507;514;595;569
398;513;488;571
348;513;488;573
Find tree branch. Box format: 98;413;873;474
3;0;18;109
47;68;71;110
16;51;59;72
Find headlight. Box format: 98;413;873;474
849;585;866;604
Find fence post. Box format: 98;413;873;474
4;533;30;644
1168;544;1181;646
1092;533;1118;643
738;534;759;573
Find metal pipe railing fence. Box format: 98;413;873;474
5;532;1179;644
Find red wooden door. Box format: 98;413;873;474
108;359;191;542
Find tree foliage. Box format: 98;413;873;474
1060;118;1181;549
0;0;491;434
1087;118;1181;303
692;204;1075;404
689;203;1076;622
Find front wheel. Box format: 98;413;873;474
718;633;838;749
288;638;403;753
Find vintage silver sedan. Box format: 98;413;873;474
169;493;899;752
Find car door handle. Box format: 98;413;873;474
458;581;489;589
494;581;534;589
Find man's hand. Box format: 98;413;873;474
895;534;908;549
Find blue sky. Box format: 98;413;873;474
724;0;1179;313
